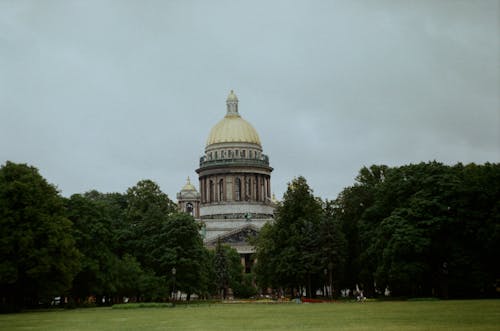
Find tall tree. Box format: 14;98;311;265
214;239;229;299
121;180;176;270
66;193;115;302
153;212;206;300
254;176;326;297
0;161;80;308
320;200;347;297
121;179;206;300
337;162;500;298
66;192;150;304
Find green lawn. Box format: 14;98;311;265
0;300;499;330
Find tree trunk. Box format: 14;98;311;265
307;274;312;298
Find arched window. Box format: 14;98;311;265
209;180;214;202
186;202;193;215
215;151;218;159
235;178;241;201
260;177;266;201
242;150;246;158
218;179;224;201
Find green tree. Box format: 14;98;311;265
121;179;206;300
254;176;325;297
337;162;500;298
199;249;217;299
0;161;80;308
252;222;277;289
66;192;151;304
154;212;206;300
214;239;229;299
213;241;254;299
320;200;347;297
122;179;177;269
66;193;116;302
235;273;258;298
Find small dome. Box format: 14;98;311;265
181;177;197;192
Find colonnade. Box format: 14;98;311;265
199;174;271;204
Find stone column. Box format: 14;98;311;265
200;178;205;203
226;175;233;202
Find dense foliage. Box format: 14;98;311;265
1;160;498;310
0;162;80;308
255;162;499;299
253;176;346;297
0;162;259;310
333;162;500;298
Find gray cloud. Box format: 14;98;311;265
1;0;498;201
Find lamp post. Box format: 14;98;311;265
171;267;176;307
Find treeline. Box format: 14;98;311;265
254;162;499;299
0;161;248;310
1;160;499;311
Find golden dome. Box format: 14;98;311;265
206;91;262;147
206;116;261;146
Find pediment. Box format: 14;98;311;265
205;224;260;247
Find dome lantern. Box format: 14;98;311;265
226;90;239;116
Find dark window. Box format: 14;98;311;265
219;179;224;201
209;180;214;202
186;202;193;215
235;178;241;201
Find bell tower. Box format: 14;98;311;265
176;177;201;219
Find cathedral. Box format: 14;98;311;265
177;91;276;271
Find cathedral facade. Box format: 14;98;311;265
177;91;275;268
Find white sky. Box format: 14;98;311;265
1;0;499;201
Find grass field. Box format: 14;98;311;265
0;300;499;330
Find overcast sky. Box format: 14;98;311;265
1;0;499;201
